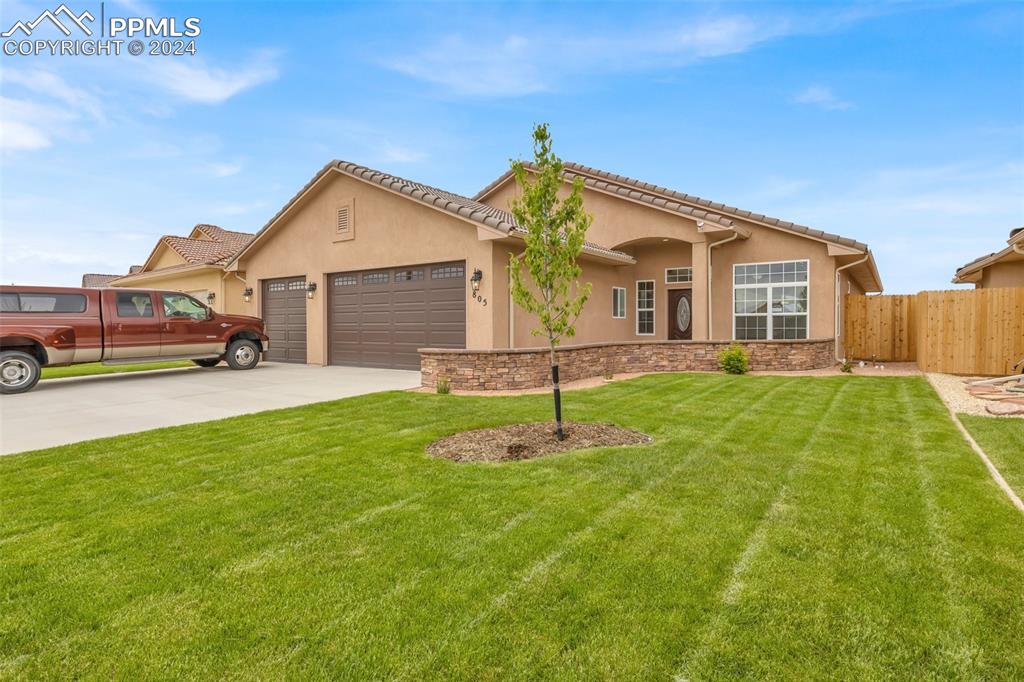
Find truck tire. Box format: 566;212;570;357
193;358;221;368
225;339;260;370
0;350;42;394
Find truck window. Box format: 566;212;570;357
162;293;208;321
116;292;154;317
1;293;18;312
1;293;87;313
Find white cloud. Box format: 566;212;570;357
142;50;280;104
385;9;873;97
0;96;82;150
0;119;52;151
206;161;244;178
1;68;105;121
389;34;546;97
793;85;853;111
767;160;1024;293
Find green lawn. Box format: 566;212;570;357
961;415;1024;496
2;375;1022;679
41;360;195;380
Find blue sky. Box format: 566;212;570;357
1;1;1022;293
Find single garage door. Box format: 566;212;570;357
262;277;307;363
328;260;466;370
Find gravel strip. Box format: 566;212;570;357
926;372;1024;419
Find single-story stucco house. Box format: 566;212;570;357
109;224;254;310
952;227;1024;288
108;159;883;388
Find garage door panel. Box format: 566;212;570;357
328;260;465;369
262;277;307;363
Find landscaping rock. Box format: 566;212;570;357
986;402;1024;416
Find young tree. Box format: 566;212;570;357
508;124;593;441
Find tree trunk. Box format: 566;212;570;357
549;344;564;441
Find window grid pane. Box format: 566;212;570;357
636;281;654;334
733;261;808;340
666;267;692;283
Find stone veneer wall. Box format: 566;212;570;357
420;339;835;391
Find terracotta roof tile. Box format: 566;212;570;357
161;225;255;266
229;161;635;266
81;273;120;288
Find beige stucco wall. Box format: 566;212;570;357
233;170;496;364
978;259;1024;288
708;225;840;341
150;244;187;271
482;175;851;344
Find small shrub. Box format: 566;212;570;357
718;343;749;375
603;371;614;381
436;377;451;395
840;359;854;373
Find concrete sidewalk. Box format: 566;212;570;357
0;362;420;455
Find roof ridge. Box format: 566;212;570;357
226;160;635;268
561;161;867;251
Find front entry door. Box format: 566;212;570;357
668;289;693;340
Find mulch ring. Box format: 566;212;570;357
427;422;652;463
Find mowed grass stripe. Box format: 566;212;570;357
406;378;806;680
2;375;1023;679
960;414;1024;499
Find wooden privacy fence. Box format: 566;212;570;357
844;288;1024;375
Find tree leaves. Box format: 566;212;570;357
507;124;593;347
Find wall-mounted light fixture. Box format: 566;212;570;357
242;287;253;303
206;292;216;306
306;282;318;299
470;268;483;294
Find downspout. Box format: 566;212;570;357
834;253;870;362
706;232;740;339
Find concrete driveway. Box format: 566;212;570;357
0;362;421;455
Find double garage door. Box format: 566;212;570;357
328;260;466;370
261;262;466;370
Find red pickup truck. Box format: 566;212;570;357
0;286;269;394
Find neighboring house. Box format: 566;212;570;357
220;160;881;368
81;273;120;288
952;227;1024;288
81;266;142;288
109;224;254;311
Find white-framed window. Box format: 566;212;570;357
666;267;692;284
636;280;655;335
612;287;626;319
733;260;809;340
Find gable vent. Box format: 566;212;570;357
337;206;351;235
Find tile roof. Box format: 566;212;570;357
81;273;120;288
228;161;635;266
160;225;255;266
475;162;869;252
953;226;1024;280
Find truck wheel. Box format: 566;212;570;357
0;350;42;394
193;358;221;368
226;339;260;370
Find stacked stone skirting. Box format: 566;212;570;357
419;339;835;391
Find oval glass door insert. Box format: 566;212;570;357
676;296;691;332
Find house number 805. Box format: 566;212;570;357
473;295;488;306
